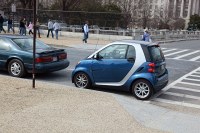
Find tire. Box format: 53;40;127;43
8;59;26;78
131;79;153;100
73;72;91;89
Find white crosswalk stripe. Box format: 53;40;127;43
173;50;200;59
164;49;188;57
189;55;200;61
162;49;177;53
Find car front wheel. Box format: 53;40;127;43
8;59;26;78
73;72;91;88
132;79;153;100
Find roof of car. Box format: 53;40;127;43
0;35;31;39
113;39;159;46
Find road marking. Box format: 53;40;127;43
164;49;189;57
161;48;167;50
179;81;200;87
190;74;200;78
164;91;200;100
184;77;200;82
173;50;200;59
173;86;200;93
162;49;177;53
154;98;200;109
189;55;200;61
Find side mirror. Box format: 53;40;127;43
93;53;102;60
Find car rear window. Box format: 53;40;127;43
12;38;50;50
148;46;165;62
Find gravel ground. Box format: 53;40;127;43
0;75;165;133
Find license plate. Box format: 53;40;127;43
53;57;57;61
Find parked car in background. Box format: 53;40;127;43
72;40;168;100
0;35;70;77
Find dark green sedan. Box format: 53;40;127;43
0;35;70;77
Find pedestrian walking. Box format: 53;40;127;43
142;29;151;42
7;16;14;34
19;18;26;35
82;21;89;43
0;14;6;33
28;21;33;35
53;21;60;40
36;18;41;38
47;19;54;38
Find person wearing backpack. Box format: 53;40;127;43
82;21;89;43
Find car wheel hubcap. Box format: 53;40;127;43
134;82;150;98
11;62;21;76
75;74;88;88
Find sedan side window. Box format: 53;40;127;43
98;44;128;59
0;38;10;51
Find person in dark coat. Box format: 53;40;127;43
0;14;6;33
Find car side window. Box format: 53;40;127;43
126;46;136;59
98;44;128;59
0;38;10;51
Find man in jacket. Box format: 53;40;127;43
53;21;60;40
83;21;89;43
47;19;54;38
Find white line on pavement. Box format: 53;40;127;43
184;77;200;82
173;50;200;59
164;91;200;100
189;55;200;61
154;98;200;109
162;49;177;53
164;50;189;57
173;86;200;93
179;81;200;87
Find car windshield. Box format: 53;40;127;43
149;46;165;62
12;38;50;50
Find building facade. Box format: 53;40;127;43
103;0;200;19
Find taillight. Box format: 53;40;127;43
35;56;53;63
148;63;155;73
58;53;67;60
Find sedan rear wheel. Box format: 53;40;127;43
8;59;26;78
132;79;153;100
73;72;91;88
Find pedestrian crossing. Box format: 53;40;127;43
152;67;200;109
161;48;200;62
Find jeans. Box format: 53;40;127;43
55;29;59;40
20;27;26;35
8;24;14;33
47;29;54;38
83;32;88;43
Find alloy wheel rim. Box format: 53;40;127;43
75;74;88;88
134;82;150;99
11;62;21;76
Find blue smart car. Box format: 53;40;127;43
72;40;168;100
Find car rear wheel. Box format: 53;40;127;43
132;79;153;100
73;72;91;88
8;59;26;78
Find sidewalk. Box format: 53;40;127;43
0;75;163;133
38;34;112;51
